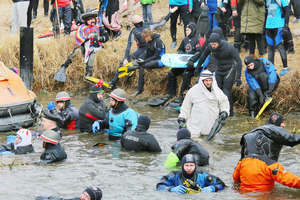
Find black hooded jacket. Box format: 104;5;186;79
121;116;161;152
79;94;106;132
171;139;209;166
240;124;300;163
40;143;67;164
177;23;202;55
144;33;165;63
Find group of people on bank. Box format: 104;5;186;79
5;0;300;198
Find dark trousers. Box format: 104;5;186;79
44;0;49;16
167;68;193;97
50;5;72;35
233;6;241;50
215;68;236;116
266;28;287;68
247;33;264;55
170;4;192;42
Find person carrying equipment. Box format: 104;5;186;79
164;128;209;170
45;91;79;130
178;70;229;137
79;84;107;133
244;56;280;118
40;130;67;164
121;115;161;152
233;113;300;192
36;186;103;200
54;9;109;82
109;7;178;88
166;22;206;104
265;0;290;76
0;129;34;155
131;29;166;96
157;154;225;194
92;88;139;140
190;32;242;116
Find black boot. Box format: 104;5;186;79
131;69;144;96
61;58;72;69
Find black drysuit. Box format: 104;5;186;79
40;143;67;164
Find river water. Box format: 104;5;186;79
0;93;300;200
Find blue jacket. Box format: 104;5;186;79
156;170;225;192
107;107;139;137
245;57;278;91
169;0;193;9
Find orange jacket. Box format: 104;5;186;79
233;157;300;192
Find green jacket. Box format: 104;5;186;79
240;0;265;34
140;0;156;5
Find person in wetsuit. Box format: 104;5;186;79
189;32;242;116
40;130;67;164
166;22;206;104
233;112;300;192
121;115;161;152
164;128;209;169
0;129;34;155
36;186;102;200
46;91;79;130
92;88;139;140
244;56;280;118
157;154;225;194
132;29;166;96
109;7;178;88
79;84;106;133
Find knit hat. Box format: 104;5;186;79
55;91;71;102
136;115;151;131
244;56;256;66
109;88;127;102
176;128;191;140
268;113;284;127
84;187;102;200
90;84;104;94
212;27;224;40
40;130;60;145
208;33;221;44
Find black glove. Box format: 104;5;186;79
256;88;265;105
177;117;186;129
136;58;145;66
219;111;228;120
187;61;194;72
235;79;242;86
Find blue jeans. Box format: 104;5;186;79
50;5;72;34
142;4;153;24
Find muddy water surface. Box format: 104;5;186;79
0;94;299;200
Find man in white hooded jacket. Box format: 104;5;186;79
178;70;230;137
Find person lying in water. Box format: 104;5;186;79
35;186;102;200
157;154;225;194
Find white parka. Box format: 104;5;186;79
179;72;230;137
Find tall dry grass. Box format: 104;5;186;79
0;0;299;113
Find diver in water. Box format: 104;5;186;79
40;130;67;164
121;115;161;152
157;154;225;194
92;88;139;140
164;128;209;169
35;186;102;200
46;91;79;130
0;128;34;155
233;112;300;192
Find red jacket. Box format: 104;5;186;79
52;0;71;7
233;158;300;192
